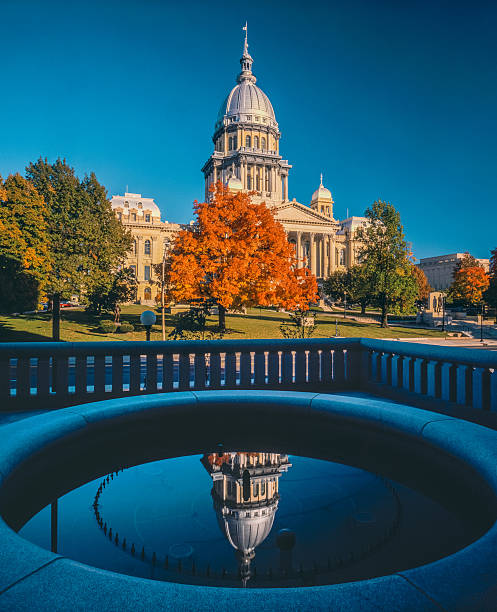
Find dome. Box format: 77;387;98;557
226;175;243;191
216;500;278;555
111;193;161;220
215;33;278;131
311;175;333;203
217;81;277;126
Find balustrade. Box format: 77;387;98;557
1;338;496;414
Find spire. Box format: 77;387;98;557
238;22;256;83
320;173;323;186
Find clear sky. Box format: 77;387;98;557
1;0;496;260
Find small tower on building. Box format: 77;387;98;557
310;174;334;219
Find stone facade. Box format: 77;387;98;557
418;253;490;291
112;32;366;303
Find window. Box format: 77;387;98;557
256;170;260;191
245;135;251;147
133;240;137;254
130;265;136;277
233;136;237;149
124;202;129;208
144;266;151;281
144;240;151;255
253;483;259;496
117;212;122;220
260;482;266;496
254;136;259;148
138;202;143;208
247;174;252;190
228;137;233;150
261;137;266;150
132;213;136;222
145;214;151;223
144;287;152;300
340;250;345;266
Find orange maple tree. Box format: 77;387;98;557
450;265;489;305
166;182;318;329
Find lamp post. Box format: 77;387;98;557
480;302;484;343
441;293;446;333
161;242;170;341
140;310;157;342
343;291;347;319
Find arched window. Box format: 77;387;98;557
253;483;259;497
261;137;266;150
254;136;259;148
138;202;142;208
228;137;233;150
144;240;151;255
144;287;152;300
260;482;266;496
124;202;129;208
131;213;136;222
245;135;251;147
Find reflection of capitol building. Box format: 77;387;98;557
111;28;366;303
201;452;291;586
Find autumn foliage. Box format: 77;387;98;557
166;183;318;328
450;265;489;305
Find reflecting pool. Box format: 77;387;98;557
20;451;471;588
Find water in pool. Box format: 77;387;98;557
20;452;470;588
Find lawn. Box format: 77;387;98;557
0;306;446;342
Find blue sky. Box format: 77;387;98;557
1;0;496;260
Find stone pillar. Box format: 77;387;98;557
324;235;329;278
330;238;336;272
283;174;288;201
311;234;317;276
296;231;302;265
213;165;217;183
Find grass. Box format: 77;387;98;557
0;305;446;342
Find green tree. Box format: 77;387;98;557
0;174;51;312
355;200;417;327
85;267;137;315
26;158;132;339
280;309;317;339
323;266;372;314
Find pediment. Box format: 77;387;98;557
272;201;337;227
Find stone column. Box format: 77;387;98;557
283;174;288;201
296;231;302;265
311;234;317;276
330;237;336;272
213;165;217;183
324;235;329;278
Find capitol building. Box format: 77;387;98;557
111;31;366;303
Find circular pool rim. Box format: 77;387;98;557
0;390;496;611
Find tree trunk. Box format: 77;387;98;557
360;300;367;315
52;293;61;341
218;304;226;331
381;300;388;328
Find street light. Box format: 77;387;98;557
441;293;446;333
140;310;157;341
343;291;347;319
480;302;485;343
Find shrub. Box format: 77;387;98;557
118;322;134;333
99;320;116;333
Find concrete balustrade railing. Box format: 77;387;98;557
1;337;496;413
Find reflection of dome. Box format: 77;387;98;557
216;499;278;555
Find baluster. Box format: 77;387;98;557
55;355;69;398
402;356;411;392
210;353;221;389
413;358;424;394
16;357;30;399
334;350;345;384
282;351;293;385
225;352;236;388
391;355;401;388
321;350;332;384
371;351;379;382
380;353;390;385
472;367;485;410
426;360;438;398
490;369;497;412
254;351;266;386
440;362;452;401
240;352;252;387
268;351;279;385
112;354;123;395
295;350;306;385
0;358;10;398
308;350;320;384
94;355;106;395
456;364;469;405
194;353;206;390
161;353;174;391
146;353;158;392
37;356;50;397
179;353;191;390
130;354;141;393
